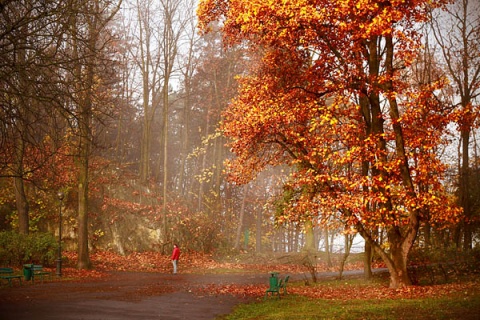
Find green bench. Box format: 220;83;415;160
279;275;289;294
0;267;23;287
31;264;52;283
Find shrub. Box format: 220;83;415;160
409;246;480;270
0;231;57;266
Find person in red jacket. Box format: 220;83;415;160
171;244;181;274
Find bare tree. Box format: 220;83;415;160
173;0;201;199
127;0;164;184
158;0;187;244
64;0;121;268
431;0;480;250
0;0;71;233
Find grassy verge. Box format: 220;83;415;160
219;293;480;320
218;274;480;320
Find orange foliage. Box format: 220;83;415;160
198;0;460;288
199;0;459;228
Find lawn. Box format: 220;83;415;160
220;294;480;320
219;276;480;320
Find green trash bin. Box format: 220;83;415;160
23;264;33;281
265;272;281;299
269;272;279;289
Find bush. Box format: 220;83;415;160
0;231;57;266
409;246;480;270
407;246;480;285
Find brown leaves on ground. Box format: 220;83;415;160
63;251;363;276
193;278;479;301
288;279;480;301
57;251;477;301
194;283;267;298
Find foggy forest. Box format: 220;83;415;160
1;0;479;290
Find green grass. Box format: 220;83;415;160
218;291;480;320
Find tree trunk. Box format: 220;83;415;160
383;239;412;288
304;219;315;252
179;78;191;197
338;233;354;280
363;240;373;280
14;176;29;234
255;203;262;253
14;137;29;234
14;20;29;235
162;77;169;244
234;184;247;250
460;129;472;250
357;35;419;289
325;228;332;267
77;33;94;270
135;0;158;185
197;105;211;211
358;223;415;288
77;147;92;269
140;115;152;184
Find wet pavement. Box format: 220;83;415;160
0;272;268;320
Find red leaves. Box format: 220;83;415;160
195;284;266;298
289;280;479;301
64;251;171;273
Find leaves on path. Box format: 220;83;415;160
58;251;477;301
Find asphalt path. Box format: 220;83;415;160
0;269;387;320
0;272;268;320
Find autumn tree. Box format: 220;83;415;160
198;0;461;288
